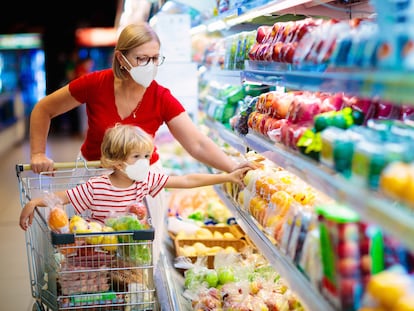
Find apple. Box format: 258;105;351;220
101;226;118;252
248;42;261;60
256;25;272;44
337;241;359;258
338;258;360;277
128;202;147;220
204;269;219;288
217;267;235;285
272;42;284;62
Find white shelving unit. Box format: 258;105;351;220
194;1;414;311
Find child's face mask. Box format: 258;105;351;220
123;159;150;182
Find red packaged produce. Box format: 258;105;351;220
374;100;402;120
280;42;297;63
401;105;414;120
272;42;284;62
268;119;289;142
272;22;284;42
279;21;295;43
256;43;272;61
269;92;295;118
286;95;323;123
321;93;347;112
345;97;376;125
280;122;311;149
248;42;261;60
294;19;320;42
256;25;272;43
266;23;281;43
256;93;268;113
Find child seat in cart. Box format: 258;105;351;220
16;160;158;311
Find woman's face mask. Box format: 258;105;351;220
121;54;157;87
123;159;150;182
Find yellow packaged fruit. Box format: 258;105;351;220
367;270;412;309
85;221;103;245
213;231;224;239
223;232;235;239
101;226;118;252
380;162;411;200
270;190;293;217
69;215;89;233
393;293;414;311
48;207;69;232
403;166;414;205
195;228;213;239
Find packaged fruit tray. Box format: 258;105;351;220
174;238;248;269
169;224;245;240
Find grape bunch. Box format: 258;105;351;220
234;96;258;135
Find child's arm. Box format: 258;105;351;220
165;167;250;189
19;190;69;231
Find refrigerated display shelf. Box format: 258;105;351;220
206;117;414;252
242;64;414;104
156;239;192;310
214;184;336;311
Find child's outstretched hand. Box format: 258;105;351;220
19;201;37;231
228;167;251;188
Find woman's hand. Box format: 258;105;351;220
31;153;54;174
231;160;261;173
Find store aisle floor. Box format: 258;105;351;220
0;135;84;311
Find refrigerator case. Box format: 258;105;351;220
0;33;46;154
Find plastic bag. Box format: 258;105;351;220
45;192;69;233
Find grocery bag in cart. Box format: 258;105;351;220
16;160;158;311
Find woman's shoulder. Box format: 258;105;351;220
85;68;113;80
74;68;113;83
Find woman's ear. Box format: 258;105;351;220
116;51;126;69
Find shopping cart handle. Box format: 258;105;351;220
16;161;102;173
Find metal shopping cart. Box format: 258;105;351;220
16;160;157;311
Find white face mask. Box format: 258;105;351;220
123;159;150;182
122;54;157;87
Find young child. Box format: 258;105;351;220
19;123;251;231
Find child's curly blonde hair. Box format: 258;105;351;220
100;124;154;169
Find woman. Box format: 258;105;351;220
30;22;249;174
29;22;255;264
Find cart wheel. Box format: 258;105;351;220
32;301;46;311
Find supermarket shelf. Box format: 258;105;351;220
202;68;242;86
242;63;414;104
204;118;247;154
191;0;369;34
242;131;414;252
214;185;336;311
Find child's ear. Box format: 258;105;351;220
114;161;124;171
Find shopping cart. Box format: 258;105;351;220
16;160;157;311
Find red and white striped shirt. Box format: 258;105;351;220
66;172;169;224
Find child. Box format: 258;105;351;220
19;123;251;231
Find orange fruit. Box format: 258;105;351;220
48;207;69;232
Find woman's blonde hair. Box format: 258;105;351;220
100;124;154;168
113;23;161;79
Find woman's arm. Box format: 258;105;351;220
164;167;249;189
19;190;70;231
167;113;255;173
30;86;82;173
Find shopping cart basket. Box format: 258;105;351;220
16;160;157;311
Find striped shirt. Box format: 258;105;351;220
66;172;169;224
